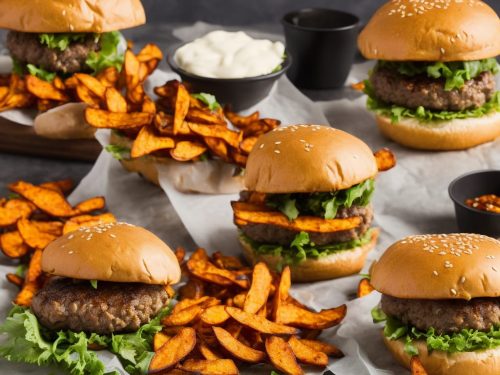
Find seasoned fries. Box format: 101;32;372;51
357;278;375;298
411;356;429;375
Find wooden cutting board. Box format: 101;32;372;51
0;118;102;161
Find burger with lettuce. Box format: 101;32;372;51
370;233;500;375
232;125;389;282
358;0;500;150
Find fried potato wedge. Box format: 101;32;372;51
186;108;226;125
173;83;190;135
131;125;175;158
225;110;259;128
275;303;347;330
62;213;116;234
212;252;244;270
17;218;57;249
31;221;63;236
76;84;101;107
170;141;207;162
177;359;238;375
149;327;196;373
0;231;30;258
172;296;219;314
85;108;154;129
239;136;258;154
137;43;163;63
298;339;344;358
26;75;69;101
213;326;265;363
374;148;396;172
266;336;304;375
0;198;36;227
6;273;24;288
187;258;249;289
105;87;128;113
204;137;229;161
187;123;241;149
179;278;205;300
357;278;375;298
162;304;204;326
198;341;222;360
200;305;230;326
411;356;429;375
96;67;120;88
244;262;272;314
75;74;106;99
39;179;73;195
73;196;105;215
153;331;171;351
288;336;328;367
225;306;298;335
272;266;291;321
14;249;43;307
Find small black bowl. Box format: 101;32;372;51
448;170;500;237
167;43;291;112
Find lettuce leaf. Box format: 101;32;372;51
191;93;220;111
39;33;90;52
365;79;500;123
377;58;499;91
85;31;123;74
371;306;500;355
27;64;56;82
0;305;170;375
105;144;131;161
242;228;374;266
266;179;374;221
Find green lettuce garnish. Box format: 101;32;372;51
377;58;499;91
90;280;98;289
371;306;500;355
39;33;90;52
364;79;500;123
0;305;170;375
85;31;123;74
191;93;221;111
105;144;131;161
26;64;56;82
242;228;374;266
266;179;375;221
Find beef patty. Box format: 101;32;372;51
31;278;169;334
370;68;496;111
239;204;373;246
381;294;500;334
6;31;100;74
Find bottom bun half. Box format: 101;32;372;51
375;112;500;151
240;228;378;282
383;335;500;375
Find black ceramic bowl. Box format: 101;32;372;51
167;43;291;112
448;170;500;237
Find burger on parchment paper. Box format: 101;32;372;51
371;233;500;375
0;222;181;374
232;124;396;282
358;0;500;150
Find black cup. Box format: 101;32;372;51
282;8;360;89
448;170;500;237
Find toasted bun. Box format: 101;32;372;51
371;233;500;299
42;222;181;285
358;0;500;61
0;0;145;33
383;335;500;375
240;229;378;282
244;125;378;193
375;112;500;150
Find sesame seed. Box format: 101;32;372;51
432;270;439;276
109;234;116;238
274;141;281;145
440;47;445;54
493;267;498;272
68;234;74;240
460;276;466;284
450;288;457;295
274;150;280;154
68;250;73;254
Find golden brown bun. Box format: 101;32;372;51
244;125;378;193
371;233;500;300
383;335;500;375
240;229;378;282
0;0;145;33
358;0;500;61
375;112;500;150
42;222;181;285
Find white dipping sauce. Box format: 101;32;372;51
174;30;285;79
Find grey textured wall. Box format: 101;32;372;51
141;0;500;26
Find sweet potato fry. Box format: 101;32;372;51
72;197;105;215
32;221;63;236
172;296;219;315
142;95;156;114
266;336;304;375
232;201;361;233
276;303;347;330
198;341;222;360
187;123;241;148
75;74;106;99
131;125;175;158
225;110;259;128
64;76;78;89
187;258;249;288
0;231;30;258
0;86;9;102
244;262;272;314
26;75;69;101
200;305;230;325
153;331;171;351
6;273;24;288
172;83;191;135
351;81;366;91
170;141;207;162
124;50;141;90
212;252;244;270
105;87;127;113
85;108;153;129
213;326;265;363
62;213;116;234
174;247;185;264
225;306;298;335
374;148;396;172
96;67;120;87
177;359;238;375
137;43;163;63
14;249;43;307
357;278;375;298
298;339;344;358
288;336;328;367
149;327;196;373
39;179;73;195
411;356;429;375
162;304;204;326
272;265;291;321
76;84;101;107
0;198;36;227
242;118;280;137
204;137;229;161
228;149;248;167
239;136;258;154
179;278;205;300
17;218;57;249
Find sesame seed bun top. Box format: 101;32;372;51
244;125;378;193
371;233;500;300
42;222;181;285
0;0;145;33
358;0;500;61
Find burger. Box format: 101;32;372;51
0;222;181;374
232;124;385;282
370;233;500;375
358;0;500;150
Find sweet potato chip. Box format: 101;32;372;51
187;123;241;149
6;273;23;288
149;327;196;373
225;110;260;128
232;201;362;233
187;258;249;288
26;75;69;101
411;356;429;375
105;87;127;113
244;262;272;314
0;198;36;227
131;125;175;158
276;303;347;330
374;148;396;172
9;181;73;216
357;278;375;298
75;74;106;99
178;359;238;375
200;305;230;326
173;83;190;135
170;141;207;162
226;306;298;335
239;136;258;154
266;336;304;375
288;336;328;367
39;179;73;195
198;341;222;360
212;326;265;363
62;213;116;234
153;331;171;351
14;249;43;307
0;231;30;258
17;218;57;249
298;339;344;358
71;197;105;215
86;108;153;129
